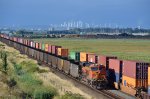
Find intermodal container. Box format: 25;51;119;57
63;60;70;74
57;48;68;57
57;58;64;70
45;44;49;52
55;46;61;55
22;38;25;44
123;60;149;79
87;54;97;63
48;45;52;53
75;52;80;61
69;51;76;60
80;52;88;62
148;67;150;85
42;43;45;50
57;48;61;56
20;38;23;43
122;75;148;89
39;43;42;50
27;40;30;46
98;55;117;70
33;42;36;48
52;45;61;55
30;41;33;47
52;45;55;54
35;42;39;49
14;37;17;42
109;59;122;73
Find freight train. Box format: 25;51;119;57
0;34;150;99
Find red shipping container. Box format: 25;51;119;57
123;60;149;79
87;54;97;63
97;55;117;69
36;42;39;49
52;45;55;54
109;59;122;73
48;45;52;53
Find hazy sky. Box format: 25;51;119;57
0;0;150;28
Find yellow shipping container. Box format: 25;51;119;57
58;48;62;56
45;44;49;52
122;75;148;89
148;67;150;85
80;52;87;62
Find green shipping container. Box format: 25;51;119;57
69;52;76;60
75;52;80;61
42;43;45;50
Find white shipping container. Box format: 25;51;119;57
31;41;33;47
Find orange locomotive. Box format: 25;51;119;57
81;63;108;89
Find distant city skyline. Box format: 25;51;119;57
0;0;150;28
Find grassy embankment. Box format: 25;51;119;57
0;42;84;99
33;38;150;62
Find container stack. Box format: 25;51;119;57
122;60;149;95
108;59;122;89
98;55;117;70
57;48;68;57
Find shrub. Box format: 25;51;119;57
14;64;24;75
34;87;57;99
59;92;84;99
18;73;43;96
20;61;38;73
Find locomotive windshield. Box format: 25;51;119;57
91;67;98;71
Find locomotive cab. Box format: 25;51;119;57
82;64;108;89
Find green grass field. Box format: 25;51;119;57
33;38;150;62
